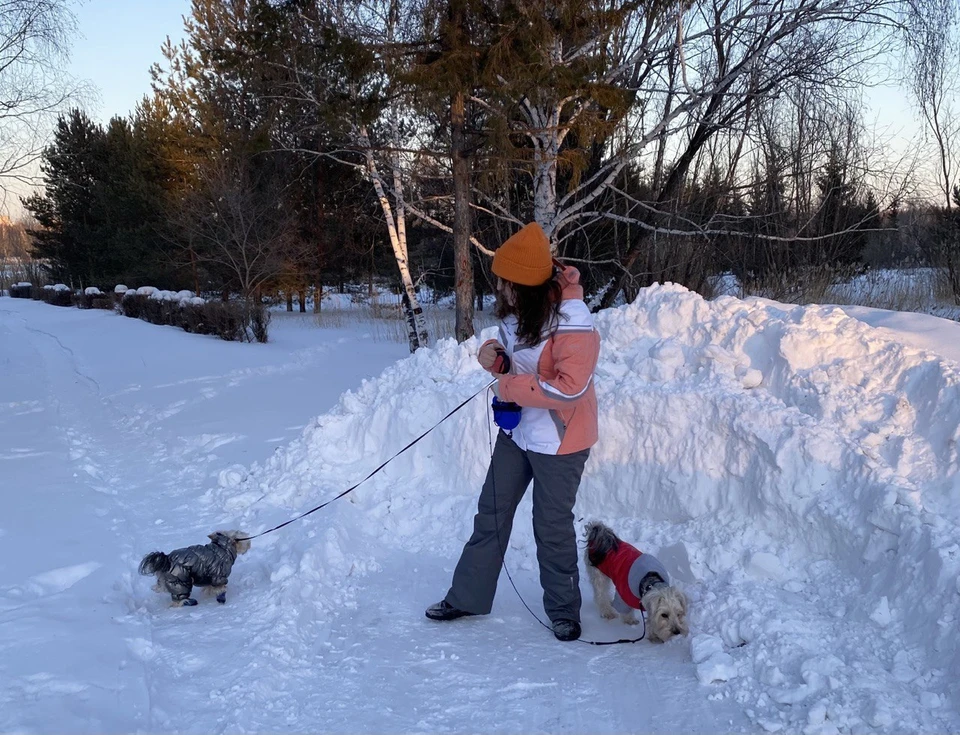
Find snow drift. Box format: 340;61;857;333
208;284;960;733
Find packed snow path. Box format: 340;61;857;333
2;291;959;733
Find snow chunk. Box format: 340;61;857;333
803;700;839;735
126;637;156;662
83;287;102;296
649;339;685;381
114;284;128;294
865;698;893;728
921;691;942;709
747;551;786;581
761;666;786;687
691;634;725;664
757;718;784;733
696;652;738;684
218;464;248;489
891;650;918;683
770;661;834;706
869;596;893;627
737;365;763;389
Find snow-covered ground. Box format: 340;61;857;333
1;288;959;734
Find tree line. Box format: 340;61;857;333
12;0;960;351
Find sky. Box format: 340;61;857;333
71;0;190;124
0;0;189;217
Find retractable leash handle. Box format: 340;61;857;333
491;396;522;432
489;349;523;433
491;348;511;375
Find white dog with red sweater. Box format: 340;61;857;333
584;521;689;642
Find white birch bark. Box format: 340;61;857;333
358;124;429;352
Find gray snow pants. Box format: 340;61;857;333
445;431;590;623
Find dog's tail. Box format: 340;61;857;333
584;521;621;567
138;551;171;576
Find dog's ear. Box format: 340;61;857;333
679;590;688;615
208;532;219;541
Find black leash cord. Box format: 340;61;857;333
236;381;495;542
485;387;645;646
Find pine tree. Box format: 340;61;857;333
815;147;862;265
24;111;174;287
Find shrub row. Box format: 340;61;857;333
117;292;270;343
41;284;74;307
10;282;269;343
11;282;76;306
74;288;114;310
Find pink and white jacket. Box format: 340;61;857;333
487;266;600;456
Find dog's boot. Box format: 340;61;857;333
552;619;582;642
182;598;198;607
425;600;476;621
216;592;226;604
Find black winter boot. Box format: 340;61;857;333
425;600;476;621
552;619;581;642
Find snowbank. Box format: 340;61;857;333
209;284;960;733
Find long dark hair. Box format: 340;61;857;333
495;275;562;347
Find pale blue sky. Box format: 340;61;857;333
1;1;189;215
71;0;190;123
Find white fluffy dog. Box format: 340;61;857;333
584;521;689;643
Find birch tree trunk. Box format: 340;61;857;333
532;124;560;247
359;125;429;352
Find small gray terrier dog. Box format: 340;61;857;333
584;521;689;643
139;530;250;607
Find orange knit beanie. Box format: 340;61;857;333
492;222;553;286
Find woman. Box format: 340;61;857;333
425;222;600;642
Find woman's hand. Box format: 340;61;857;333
478;340;510;374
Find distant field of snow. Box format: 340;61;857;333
713;267;960;324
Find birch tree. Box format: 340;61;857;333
270;0;431;352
